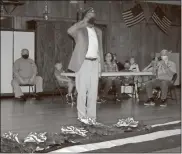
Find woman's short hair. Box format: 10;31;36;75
104;52;114;62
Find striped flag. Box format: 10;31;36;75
152;7;172;34
122;4;145;27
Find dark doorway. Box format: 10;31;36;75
95;24;107;54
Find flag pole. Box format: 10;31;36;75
144;0;152;31
145;16;151;27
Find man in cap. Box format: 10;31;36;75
144;49;176;107
11;49;43;101
67;7;104;124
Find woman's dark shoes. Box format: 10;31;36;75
34;94;42;100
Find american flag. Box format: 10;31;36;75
152;7;172;34
122;4;145;27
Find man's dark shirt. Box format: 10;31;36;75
116;61;124;71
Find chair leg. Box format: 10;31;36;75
169;89;173;99
52;90;55;102
173;88;178;104
133;86;136;101
135;85;138;100
57;88;64;102
52;87;57;102
31;86;33;93
60;92;64;102
29;86;31;98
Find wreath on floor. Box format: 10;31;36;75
1;117;151;153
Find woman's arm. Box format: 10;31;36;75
111;62;118;72
55;75;70;82
104;63;108;72
136;64;140;72
54;70;70;82
143;63;152;71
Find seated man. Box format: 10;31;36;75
144;49;176;107
11;49;43;101
101;52;121;102
54;62;75;103
113;53;124;71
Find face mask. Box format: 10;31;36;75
161;56;168;61
22;54;29;59
88;17;95;25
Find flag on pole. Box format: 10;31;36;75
152;6;172;34
122;4;145;27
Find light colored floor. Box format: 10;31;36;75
1;88;181;139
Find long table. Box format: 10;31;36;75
61;71;153;77
61;71;153;117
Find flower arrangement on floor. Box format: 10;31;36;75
1;117;149;153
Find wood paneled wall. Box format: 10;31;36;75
3;1;180;90
36;21;73;91
110;22;181;68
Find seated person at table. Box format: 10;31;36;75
113;53;124;71
121;61;139;99
54;62;75;103
129;56;141;87
129;57;140;72
101;52;121;101
11;49;43;101
121;61;134;85
144;49;176;107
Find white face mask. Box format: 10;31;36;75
161;56;168;62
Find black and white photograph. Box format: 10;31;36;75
0;0;181;153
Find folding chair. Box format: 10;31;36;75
121;76;137;100
19;84;36;98
167;73;178;103
155;73;178;104
108;84;118;102
52;76;67;102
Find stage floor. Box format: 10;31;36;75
1;88;181;139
